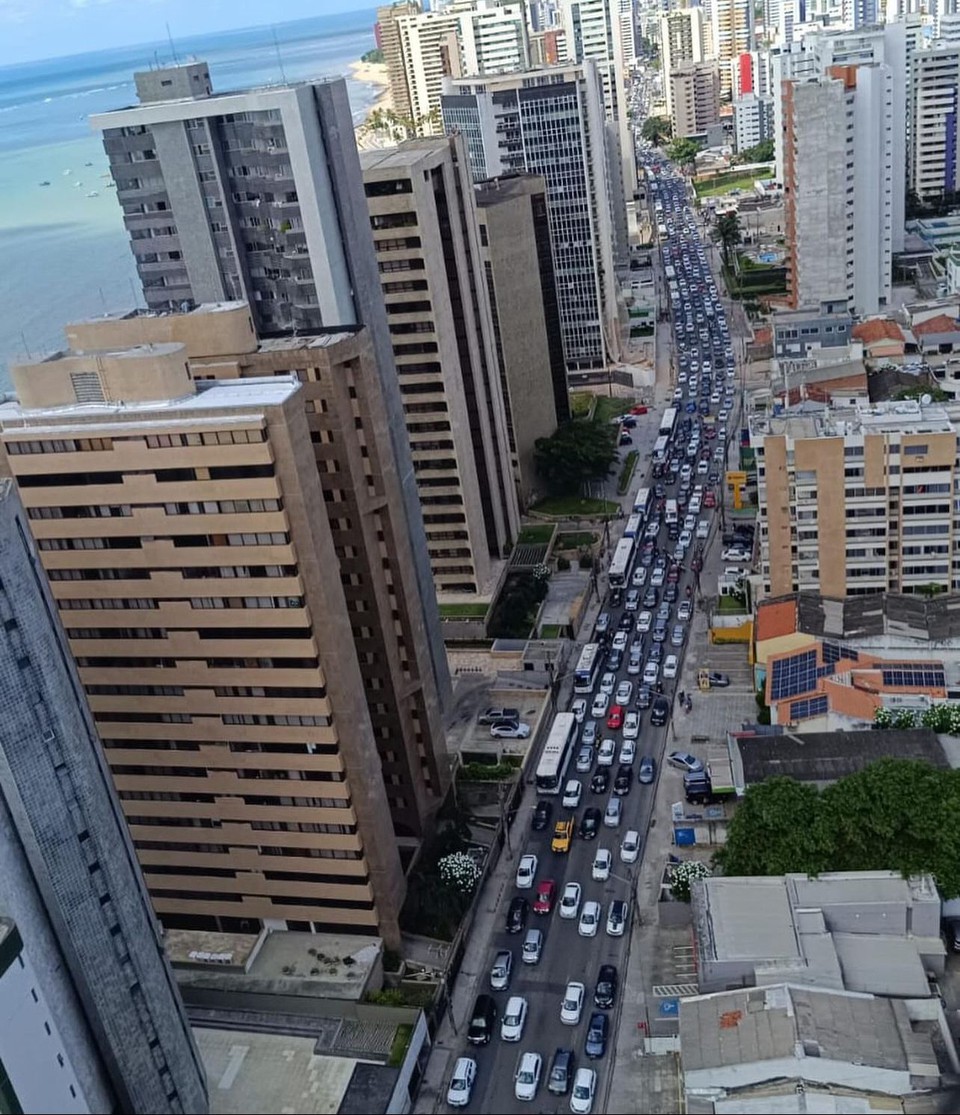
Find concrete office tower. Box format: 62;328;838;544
475;174;571;507
1;324;451;948
0;481;207;1114
670;61;722;136
734;92;775;149
377;1;422;121
393;0;530;133
93;62;452;746
361;137;520;595
442;62;620;375
661;7;708;114
753;399;957;597
710;0;756;100
784;64;897;314
908;46;960;203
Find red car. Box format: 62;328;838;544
667;563;681;583
630;405;648;415
533;879;556;915
606;704;624;730
704;491;717;508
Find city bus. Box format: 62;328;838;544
632;485;654;521
653;435;670;466
607;536;635;588
535;712;578;794
664;499;679;525
573;643;602;695
659;406;679;440
623;513;642;540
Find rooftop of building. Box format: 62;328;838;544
773;304;853;325
701;1085;906;1114
359;138;449;173
913;313;960;337
853;318;906;344
73;302;248;326
749;396;953;440
474;173;545;203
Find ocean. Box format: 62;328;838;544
0;10;380;386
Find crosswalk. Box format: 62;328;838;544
652;983;699;998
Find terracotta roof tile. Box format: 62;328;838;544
755;598;797;642
912;313;960;336
852;319;904;344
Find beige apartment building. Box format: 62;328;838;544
362;137;519;596
377;1;421;121
753;398;958;599
0;307;453;947
670;60;722;139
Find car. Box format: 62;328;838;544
595;612;610;635
624;588;640;612
605;648;623;672
609;586;623;609
704;490;716;508
652;621;666;644
506;895;529;934
580;721;598;747
594;963;619;1008
604;796;622;827
668;750;704;773
467;994;497;1045
621;708;640;740
559;881;582;919
533;879;556;915
663;654;679;679
636;610;652;633
611;630;628;652
650;695;670;726
642;661;660;685
447;1056;478;1108
615;679;633;705
590;692;609;719
514;1051;542;1102
617;611;633;633
585;1012;609;1058
599;671;616;696
562;780;583;809
490;720;531;739
635;684;652;710
561;981;586;1025
575;744;594;774
589;763;610;794
606;899;628;937
578;900;601;937
613;765;633;796
606;704;624;730
650;565;665;588
490;949;513;990
478;706;520;725
631;565;647;587
552;817;574;854
578;806;602;840
678;599;693;621
531;799;553;832
592;847;612;881
521;927;543;964
619;737;637;765
706;671;730;687
570;1067;597;1114
516;853;538;889
571;699;587;724
722;548;749;562
620;829;641;863
501;995;529;1042
638;754;656;784
642;585;658;608
627;652;642;676
547;1048;575;1097
596;738;616;766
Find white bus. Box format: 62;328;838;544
653;435;670;465
623;513;642;539
573;643;602;695
632;485;654;521
659;407;679;440
536;712;578;794
608;536;635;587
664;499;679;525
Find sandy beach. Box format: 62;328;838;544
350;60;392;147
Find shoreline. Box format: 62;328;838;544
350;60;393;148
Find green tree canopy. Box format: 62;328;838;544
734;138;774;164
668;137;699;168
534;420;618;495
715;761;960;897
712;211;743;269
641;115;673;146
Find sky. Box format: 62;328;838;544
0;0;361;67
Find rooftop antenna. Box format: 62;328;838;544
166;22;180;65
272;27;288;84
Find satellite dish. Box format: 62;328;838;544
921;393;933;405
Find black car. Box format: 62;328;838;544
590;769;610;795
610;586;623;608
579;806;602;840
585;1011;609;1058
532;799;553;832
618;612;634;631
650;696;670;726
505;896;529;934
595;964;618;1009
467;994;497;1045
606;649;623;672
635;685;653;710
613;764;633;796
706;671;731;687
547;1048;575;1096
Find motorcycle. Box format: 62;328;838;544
685;584;692;599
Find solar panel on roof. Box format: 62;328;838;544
770;650;818;700
880;665;945;689
789;695;828;721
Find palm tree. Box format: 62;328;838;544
713;212;743;271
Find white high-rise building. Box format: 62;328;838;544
734;92;776;149
937;11;960;47
730;48;771;98
908;45;960;202
708;0;756;100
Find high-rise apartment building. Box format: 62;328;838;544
392;0;530;133
0;479;208;1114
377;1;422;121
709;0;756;100
361;137;519;594
908;45;960;202
731;49;771;98
1;328;450;947
660;7;708;114
841;0;878;27
670;60;722;136
475;174;571;507
753;399;958;597
734;91;776;149
442;62;620;374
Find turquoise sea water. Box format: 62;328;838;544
0;11;379;385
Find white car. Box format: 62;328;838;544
627;653;642;677
696;519;710;540
643;661;660;686
572;699;587;724
678;529;692;550
515;853;538;890
689;497;702;514
570;1067;597;1114
679;464;692;482
719;409;729;422
606;900;628;938
591;692;610;719
611;630;628;652
622;711;640;740
678;599;693;622
592;847;612;881
650;566;665;587
620;830;641;864
501;996;528;1042
604;796;622;828
560;981;586;1025
636;610;653;633
578;900;601;937
447;1057;477;1108
615;680;633;705
514;1051;542;1102
596;738;616;766
559;882;582;919
631;565;648;587
663;654;679;679
683;514;696;532
599;671;616;696
722;548;750;563
562;780;583;809
619;738;637;765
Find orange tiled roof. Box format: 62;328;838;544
755;598;797;643
753;326;772;345
912;313;960;336
852;319;904;344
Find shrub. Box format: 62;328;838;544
556;554;571;571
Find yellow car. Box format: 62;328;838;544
551;817;574;854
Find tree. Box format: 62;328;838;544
670;860;711;902
668;137;699;169
713;211;743;270
534;420;618;495
438;852;482;894
734;138;774;164
713;778;826;877
641;115;673;146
